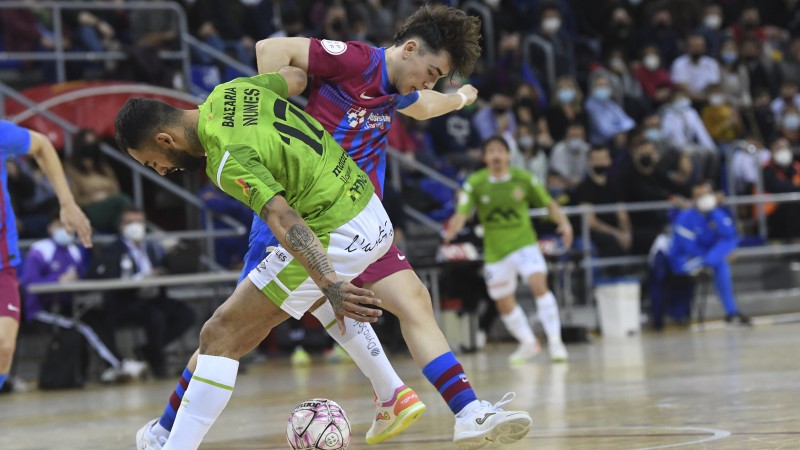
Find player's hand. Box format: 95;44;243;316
60;202;93;248
322;280;382;335
558;221;574;248
457;84;478;107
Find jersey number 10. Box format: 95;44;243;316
273;98;325;156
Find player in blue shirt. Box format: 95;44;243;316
0;120;93;392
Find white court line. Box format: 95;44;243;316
539;426;732;449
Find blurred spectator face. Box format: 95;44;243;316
591;77;612;101
740;7;760;30
780;82;798;102
740;39;761;62
771;138;793;168
546;172;568;195
687;35;707;61
692;182;717;212
517;124;536;151
392;40;451;94
540;8;562;35
651;9;672;30
120;210;146;243
632;142;659;174
48;217;74;247
707;85;727;107
588;147;612;184
720;39;738;65
555;78;578;105
782;107;800;133
642;114;662;141
610;8;632;36
703;5;723;30
490;92;514;116
482;138;511;172
608;50;627;73
671;90;692;109
565;123;586;144
642;46;661;71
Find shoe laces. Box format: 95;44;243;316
468;392;516;416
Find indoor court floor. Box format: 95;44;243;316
2;320;799;450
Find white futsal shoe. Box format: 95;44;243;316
136;418;166;450
508;341;541;365
549;341;569;362
453;392;532;449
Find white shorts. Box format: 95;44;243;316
483;244;547;300
247;194;393;319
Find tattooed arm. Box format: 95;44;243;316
260;195;381;328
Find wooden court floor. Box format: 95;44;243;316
2;321;799;450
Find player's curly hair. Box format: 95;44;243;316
115;98;181;152
394;4;482;77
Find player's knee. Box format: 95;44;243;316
393;280;434;321
198;311;238;356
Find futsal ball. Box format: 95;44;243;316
286;398;351;450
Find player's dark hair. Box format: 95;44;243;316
481;135;510;153
115;98;181;152
393;4;482;77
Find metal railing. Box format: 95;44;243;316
521;34;556;94
0;1;192;88
460;1;496;70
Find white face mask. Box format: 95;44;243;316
542;17;561;33
122;222;146;242
697;193;717;212
52;227;74;246
704;14;722;30
643;54;660;70
518;136;535;149
709;94;726;106
674;98;691;109
774;148;793;167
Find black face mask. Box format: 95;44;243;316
592;165;610;176
690;53;703;61
639;154;654;168
492;106;508;115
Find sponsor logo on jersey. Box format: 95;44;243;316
236;178;251;197
365;112;391;130
321;39;347;55
485;207;521;222
347;107;367;128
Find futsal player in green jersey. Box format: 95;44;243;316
445;136;573;364
115;68;532;449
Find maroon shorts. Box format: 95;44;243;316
352;244;413;287
0;267;21;322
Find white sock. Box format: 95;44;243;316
312;301;403;402
163;355;239;450
536;291;563;344
500;304;536;345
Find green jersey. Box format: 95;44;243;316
457;168;551;262
198;73;373;235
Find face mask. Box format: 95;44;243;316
783;114;800;131
52;227;74;246
593;86;612;100
774;148;793;167
592;165;610;176
557;88;576;104
518;136;535;149
542;17;561;33
643;54;660;70
492;106;508;115
690;52;703;62
709;94;726;106
610;57;626;71
704;14;722;30
566;138;584;151
696;193;717;212
123;222;146;242
639;154;654;168
645;127;662;142
674;98;691;109
721;51;738;64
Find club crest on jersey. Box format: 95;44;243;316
481;195;491;204
321;39;347;55
513;187;524;201
347;107;367;128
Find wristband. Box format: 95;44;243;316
457;91;468;110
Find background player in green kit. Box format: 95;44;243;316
115;68;532;450
445;136;573;364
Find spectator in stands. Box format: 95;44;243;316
778;37;800;86
198;184;251;270
6;157;58;239
602;7;637;59
428;78;482;174
771;81;800;120
670;34;720;104
572;146;632;259
266;5;308;39
634;45;673;107
739;37;779;98
702;84;743;144
732;6;768;44
637;115;695;188
545;76;586;142
618;140;687;254
19;212;145;383
752;88;778;143
730;137;770;195
661;88;719;183
639;6;681;65
64;129;132;233
127;0;181;87
516;122;548;184
549;122;589;188
718;38;752;108
584;74;635;146
513;83;552;149
778;105;800;147
534;2;575;79
592;48;645;117
89;207;195;378
695;3;727;58
668;180;750;325
472;86;517;141
763;138;800;241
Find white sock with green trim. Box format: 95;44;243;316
537;291;563;344
163;354;239;450
312;301;402;402
501;304;537;345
